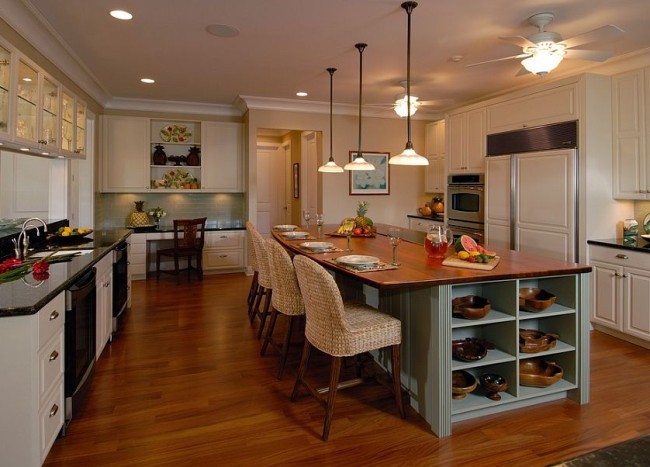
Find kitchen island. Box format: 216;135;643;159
274;223;592;437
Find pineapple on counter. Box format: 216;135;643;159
336;201;375;235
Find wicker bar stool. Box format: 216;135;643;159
291;255;405;441
248;226;273;339
261;239;305;379
245;222;260;319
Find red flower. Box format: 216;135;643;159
32;261;50;274
32;271;50;281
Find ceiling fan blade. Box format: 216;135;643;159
562;24;624;49
419;98;455;107
465;53;530;68
563;48;614;62
499;35;537;48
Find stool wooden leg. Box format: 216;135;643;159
256;290;272;339
250;286;265;324
322;356;342;441
277;315;295;380
247;272;259;307
291;339;312;402
260;307;278;356
391;344;406;419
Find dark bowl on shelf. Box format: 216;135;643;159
452;370;477;400
480;373;508;401
519;359;563;387
519;288;557;312
519;329;559;353
452;295;492;320
452;338;487;362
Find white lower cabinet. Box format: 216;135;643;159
0;292;65;466
590;244;650;344
408;216;443;233
129;232;147;280
204;231;245;271
95;253;113;359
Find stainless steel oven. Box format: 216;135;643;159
447;173;484;226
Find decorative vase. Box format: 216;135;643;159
130;201;150;226
186;146;200;166
153;145;167;165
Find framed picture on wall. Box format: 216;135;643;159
349;151;390;195
293;162;300;198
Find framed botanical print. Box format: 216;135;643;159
349;151;390;195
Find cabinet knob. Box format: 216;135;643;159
49;350;59;361
49;310;59;321
615;254;628;260
49;404;59;418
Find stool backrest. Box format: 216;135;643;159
245;221;258;271
266;239;304;315
173;217;207;250
249;225;272;289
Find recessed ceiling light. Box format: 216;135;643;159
140;78;155;84
296;92;308;97
22;77;32;82
206;24;240;37
110;10;133;20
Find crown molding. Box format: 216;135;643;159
105;97;242;116
2;0;111;106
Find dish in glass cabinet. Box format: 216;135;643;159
273;224;298;232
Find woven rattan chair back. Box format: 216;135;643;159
266;239;304;316
245;221;258;272
249;227;272;290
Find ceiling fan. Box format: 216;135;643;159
368;80;453;117
466;12;624;77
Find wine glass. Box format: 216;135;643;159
388;228;402;266
316;213;324;238
303;210;311;229
345;229;353;251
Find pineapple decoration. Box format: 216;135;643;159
130;200;150;227
354;201;374;234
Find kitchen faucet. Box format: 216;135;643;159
15;218;48;259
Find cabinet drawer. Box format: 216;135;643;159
589;245;649;270
204;249;244;269
39;331;64;403
206;231;244;249
131;242;146;255
38;293;64;349
409;218;442;233
39;381;64;463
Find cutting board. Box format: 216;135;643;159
442;255;500;271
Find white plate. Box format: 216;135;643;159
336;255;380;266
273;224;298;232
644;213;650;234
281;231;309;239
640;234;650;241
300;241;334;251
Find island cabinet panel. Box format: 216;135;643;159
0;292;65;466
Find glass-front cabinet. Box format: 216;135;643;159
0;43;11;139
16;58;38;143
75;100;86;155
41;76;59;148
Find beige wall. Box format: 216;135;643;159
248;108;429;228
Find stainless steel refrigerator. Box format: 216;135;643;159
485;121;578;262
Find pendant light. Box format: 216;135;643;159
318;68;344;173
344;43;375;171
389;1;429;166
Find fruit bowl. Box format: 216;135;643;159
519;329;559;353
519;359;563;387
519;288;556;312
480;373;508;401
452;295;491;320
452;370;477;400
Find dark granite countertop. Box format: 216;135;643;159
587;236;650;253
407;213;445;222
0;228;132;317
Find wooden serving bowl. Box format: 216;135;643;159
519;359;563;387
480;373;508;401
452;295;492;320
452;370;477;400
452;338;487;362
519;288;556;312
519;329;559;353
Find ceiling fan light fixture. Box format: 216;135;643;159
522;49;564;76
390;1;428;166
319;67;344;174
394;95;419;117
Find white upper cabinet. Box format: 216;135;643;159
486;84;577;135
201;121;243;192
612;68;649;199
101;115;150;192
447;107;485;173
424;120;445;193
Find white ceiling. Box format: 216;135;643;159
14;0;650;115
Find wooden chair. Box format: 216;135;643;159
156;217;207;283
261;238;305;379
291;255;405;441
245;222;260;319
248;226;273;339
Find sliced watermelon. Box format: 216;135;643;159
454;235;479;253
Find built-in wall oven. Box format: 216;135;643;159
64;267;96;432
447;173;484;242
112;241;128;333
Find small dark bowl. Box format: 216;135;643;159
480;373;508;401
519;359;563;387
519;329;559;353
452;338;487;362
519;288;557;312
452;295;492;320
452;370;477;400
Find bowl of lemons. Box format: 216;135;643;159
50;226;93;243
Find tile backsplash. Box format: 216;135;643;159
98;193;245;229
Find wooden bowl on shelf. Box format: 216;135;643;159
452;295;492;320
519;288;556;312
452;338;487;362
480;373;508;401
519;329;559;353
519;359;563;387
452;370;477;400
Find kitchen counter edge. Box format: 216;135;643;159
587;237;650;253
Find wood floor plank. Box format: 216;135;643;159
44;273;650;466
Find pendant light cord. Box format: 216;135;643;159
327;67;336;161
355;43;367;160
403;1;416;150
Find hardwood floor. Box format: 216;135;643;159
45;273;650;466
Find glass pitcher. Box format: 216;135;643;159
424;224;453;259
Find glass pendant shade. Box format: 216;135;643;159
318;67;344;173
521;49;564;76
344;155;376;171
390;1;428;166
345;43;375;172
